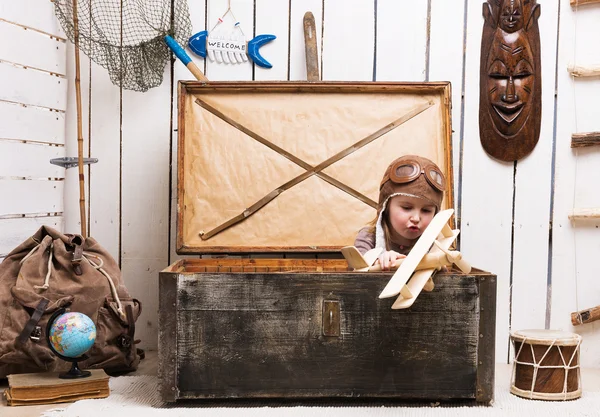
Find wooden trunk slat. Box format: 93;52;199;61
181;257;349;271
179;81;452;94
158;272;179;402
177;273;478;312
177;306;477;398
476;275;497;403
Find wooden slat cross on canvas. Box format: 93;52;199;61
194;98;434;240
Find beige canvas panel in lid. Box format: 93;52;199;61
177;82;453;253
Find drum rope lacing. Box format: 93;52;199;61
511;336;582;400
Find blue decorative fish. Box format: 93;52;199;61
188;23;275;69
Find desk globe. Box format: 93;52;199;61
47;310;97;378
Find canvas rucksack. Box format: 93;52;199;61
0;226;142;377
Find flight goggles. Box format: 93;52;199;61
380;158;446;192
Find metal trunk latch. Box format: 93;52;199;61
322;300;340;337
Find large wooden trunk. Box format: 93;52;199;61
159;260;496;403
159;81;496;404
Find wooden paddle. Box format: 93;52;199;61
303;12;320;81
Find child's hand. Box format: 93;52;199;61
377;250;406;271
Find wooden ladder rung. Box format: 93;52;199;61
569;208;600;221
568;64;600;78
571;132;600;148
570;0;600;7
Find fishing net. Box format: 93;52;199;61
54;0;192;92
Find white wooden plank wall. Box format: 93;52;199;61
87;62;121;262
552;1;600;368
0;1;66;260
322;0;374;81
376;0;428;81
460;0;513;366
254;0;290;81
119;79;171;345
510;0;559;347
169;2;207;263
5;0;595;367
0;0;65;37
429;0;467;209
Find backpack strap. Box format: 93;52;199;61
126;303;146;361
17;298;49;344
115;304;138;362
68;235;84;276
126;303;135;352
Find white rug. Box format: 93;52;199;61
41;375;600;417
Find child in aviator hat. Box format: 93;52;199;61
354;155;446;270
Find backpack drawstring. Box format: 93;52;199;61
19;244;41;264
82;252;125;320
19;241;126;321
20;241;54;290
33;242;54;291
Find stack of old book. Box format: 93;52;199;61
3;369;109;406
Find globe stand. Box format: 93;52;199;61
60;360;92;379
46;308;94;379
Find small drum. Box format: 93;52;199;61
510;329;582;401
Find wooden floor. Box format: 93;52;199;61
1;352;599;416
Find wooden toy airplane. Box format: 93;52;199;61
341;246;468;273
341;209;471;309
341;245;459;293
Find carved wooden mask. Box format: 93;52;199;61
480;0;541;162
